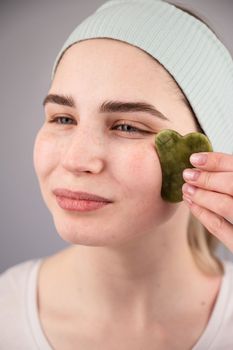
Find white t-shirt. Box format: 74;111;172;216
0;258;233;349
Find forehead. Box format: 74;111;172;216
50;38;199;133
52;40;168;108
53;38;172;93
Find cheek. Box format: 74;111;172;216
119;145;180;226
33;129;59;178
116;143;162;197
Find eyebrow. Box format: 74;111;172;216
42;93;170;121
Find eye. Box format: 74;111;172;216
48;117;151;135
112;122;150;135
48;116;75;125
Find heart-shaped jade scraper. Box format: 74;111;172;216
154;129;213;203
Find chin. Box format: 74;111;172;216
53;218;115;247
52;217;139;248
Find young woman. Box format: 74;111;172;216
1;1;233;349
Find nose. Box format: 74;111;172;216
61;127;106;174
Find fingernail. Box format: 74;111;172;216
183;169;200;181
190;153;207;165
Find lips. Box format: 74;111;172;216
53;188;112;203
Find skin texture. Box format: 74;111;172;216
154;129;213;202
33;38;223;348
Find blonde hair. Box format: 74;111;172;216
166;1;225;276
188;213;224;275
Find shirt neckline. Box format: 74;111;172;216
26;258;231;350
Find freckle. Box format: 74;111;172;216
201;301;206;306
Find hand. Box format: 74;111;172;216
182;152;233;253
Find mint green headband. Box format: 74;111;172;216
51;0;233;154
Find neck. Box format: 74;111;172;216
59;208;213;326
39;204;222;336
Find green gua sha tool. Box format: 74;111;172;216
154;129;213;203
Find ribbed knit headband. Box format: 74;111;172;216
51;0;233;154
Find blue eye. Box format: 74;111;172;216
48;117;150;135
49;116;74;125
112;123;149;135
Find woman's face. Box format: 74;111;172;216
33;38;198;247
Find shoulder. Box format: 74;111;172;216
0;259;39;296
0;258;41;313
223;258;233;283
215;259;233;342
0;259;42;346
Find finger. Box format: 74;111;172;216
182;198;233;253
182;184;233;224
190;152;233;171
183;169;233;197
